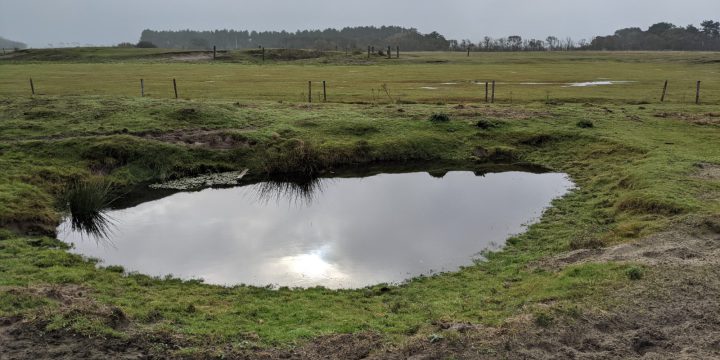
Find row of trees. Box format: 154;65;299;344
139;26;450;51
587;20;720;51
452;36;584;51
451;21;720;52
136;20;720;52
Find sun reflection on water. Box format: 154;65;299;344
279;252;346;283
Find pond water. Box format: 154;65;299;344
58;168;573;289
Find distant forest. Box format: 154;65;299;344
587;20;720;51
140;26;450;51
138;20;720;52
0;36;27;50
456;20;720;51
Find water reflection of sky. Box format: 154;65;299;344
58;171;573;289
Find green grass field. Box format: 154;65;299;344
2;49;719;104
0;48;719;357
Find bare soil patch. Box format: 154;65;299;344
693;163;720;180
654;112;720;126
137;129;253;150
0;285;147;360
0;317;146;360
369;264;720;359
451;105;552;120
539;217;720;270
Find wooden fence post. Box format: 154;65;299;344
491;81;496;103
322;81;327;102
262;47;265;62
696;81;701;105
396;46;399;58
467;48;470;57
140;79;144;97
485;82;489;103
660;80;668;102
367;46;371;58
387;46;391;59
173;78;178;99
213;45;216;60
30;77;35;95
308;81;312;103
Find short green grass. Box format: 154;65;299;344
0;49;719;355
1;49;719;104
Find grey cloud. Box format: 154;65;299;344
1;0;718;48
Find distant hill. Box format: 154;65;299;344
0;36;27;49
140;26;451;51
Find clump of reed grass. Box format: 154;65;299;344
253;176;325;206
429;113;450;123
60;179;115;238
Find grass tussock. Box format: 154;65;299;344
476;119;505;129
59;179;115;238
429;113;451;123
576;119;594;128
616;195;686;216
262;139;323;175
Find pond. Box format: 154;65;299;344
57;166;573;289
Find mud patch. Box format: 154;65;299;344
0;317;146;360
137;129;253;150
247;333;383;360
371;263;720;359
538;217;720;270
654;112;720;126
451;106;552;120
0;284;147;359
693;163;720;180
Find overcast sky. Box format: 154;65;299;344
1;0;719;48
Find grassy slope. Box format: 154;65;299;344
0;49;719;355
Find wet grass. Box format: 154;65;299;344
0;50;719;356
1;50;719;104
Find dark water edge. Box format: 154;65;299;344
111;161;554;210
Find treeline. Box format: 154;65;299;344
0;36;27;50
139;26;450;51
453;36;583;52
587;20;720;51
137;20;720;52
452;20;720;52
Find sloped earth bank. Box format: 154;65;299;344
3;217;719;359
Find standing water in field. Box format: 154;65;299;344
58;168;573;289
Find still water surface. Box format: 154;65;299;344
58;170;573;289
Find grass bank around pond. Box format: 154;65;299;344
0;95;719;356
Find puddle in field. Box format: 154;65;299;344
420;86;438;90
58;166;573;289
565;81;635;87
